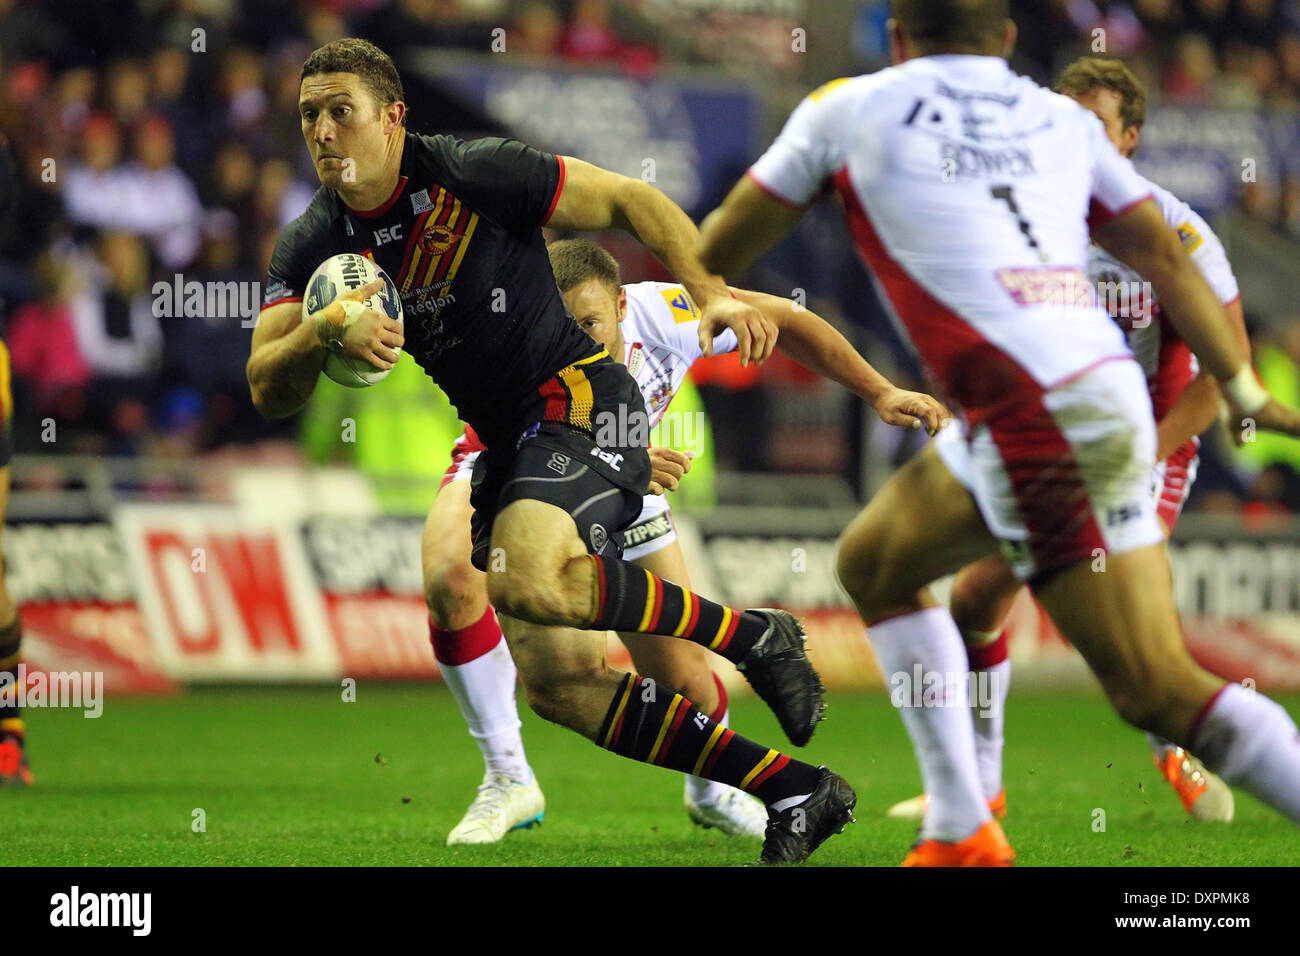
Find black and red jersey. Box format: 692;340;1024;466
264;131;600;447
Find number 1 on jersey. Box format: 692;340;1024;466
991;185;1047;262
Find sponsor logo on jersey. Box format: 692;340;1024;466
401;281;456;318
546;452;570;475
622;512;672;548
589;523;608;553
410;188;434;213
627;342;645;378
590;446;624;471
374;224;403;246
661;288;699;323
995;267;1093;308
1176;222;1204;254
399;187;480;296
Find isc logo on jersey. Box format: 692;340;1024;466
661;288;699;323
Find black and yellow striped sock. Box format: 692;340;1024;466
596;672;819;806
586;555;769;664
0;616;23;736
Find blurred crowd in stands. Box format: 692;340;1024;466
2;0;1300;516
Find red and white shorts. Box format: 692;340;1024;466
440;430;677;561
1151;441;1199;532
933;358;1165;582
440;428;485;490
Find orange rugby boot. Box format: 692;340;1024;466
901;819;1015;867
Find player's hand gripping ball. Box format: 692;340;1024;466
303;253;404;387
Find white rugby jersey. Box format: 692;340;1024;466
1087;177;1239;422
620;281;738;427
748;55;1153;423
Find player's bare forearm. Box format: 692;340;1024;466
1094;202;1245;381
247;304;326;418
1221;297;1251;367
1156;374;1220;461
732;287;891;402
610;179;728;307
698;176;806;277
547;157;729;308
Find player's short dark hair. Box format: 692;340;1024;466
890;0;1010;53
548;239;621;296
300;38;404;113
1054;57;1147;132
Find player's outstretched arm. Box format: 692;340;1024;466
731;286;950;436
1093;201;1300;437
546;157;775;366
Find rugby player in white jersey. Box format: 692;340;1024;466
429;237;948;845
888;56;1245;827
698;0;1300;866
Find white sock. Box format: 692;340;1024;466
686;706;730;806
970;659;1010;802
439;637;531;784
1191;682;1300;823
870;607;990;842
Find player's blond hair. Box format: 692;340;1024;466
1054;57;1148;133
547;239;622;296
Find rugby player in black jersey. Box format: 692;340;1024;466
246;38;854;862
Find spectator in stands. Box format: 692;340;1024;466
71;231;163;384
1164;32;1220;102
62;113;131;237
124;113;203;269
511;0;564;57
7;253;91;415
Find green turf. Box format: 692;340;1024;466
3;685;1297;866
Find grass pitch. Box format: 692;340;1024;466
4;685;1297;866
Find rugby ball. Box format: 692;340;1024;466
302;253;403;387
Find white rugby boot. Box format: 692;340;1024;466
446;772;545;845
686;784;768;838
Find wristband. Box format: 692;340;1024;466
315;299;365;351
1223;365;1269;416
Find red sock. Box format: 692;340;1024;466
430;605;504;666
966;631;1008;671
